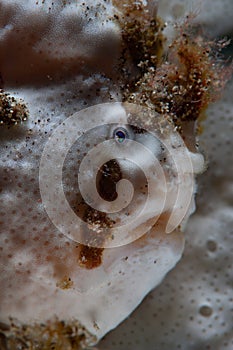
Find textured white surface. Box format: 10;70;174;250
158;0;233;37
0;0;232;348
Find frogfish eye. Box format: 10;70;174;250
113;127;129;144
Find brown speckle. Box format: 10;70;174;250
0;318;96;349
56;276;74;290
78;245;104;270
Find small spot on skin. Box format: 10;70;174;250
56;276;74;290
199;305;213;317
206;240;217;252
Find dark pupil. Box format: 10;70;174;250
115;130;126;143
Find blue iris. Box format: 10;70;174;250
114;128;128;144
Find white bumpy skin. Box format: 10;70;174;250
100;1;233;349
0;0;206;345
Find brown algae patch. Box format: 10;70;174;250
128;23;232;130
113;2;232;135
78;208;115;269
78;245;104;270
0;318;97;350
0;89;28;126
113;0;164;83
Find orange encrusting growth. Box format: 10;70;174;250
78;245;104;270
127;17;232;132
0;318;96;350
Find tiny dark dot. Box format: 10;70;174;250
207;240;217;252
199;305;213;317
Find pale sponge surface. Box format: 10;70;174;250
158;0;233;36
